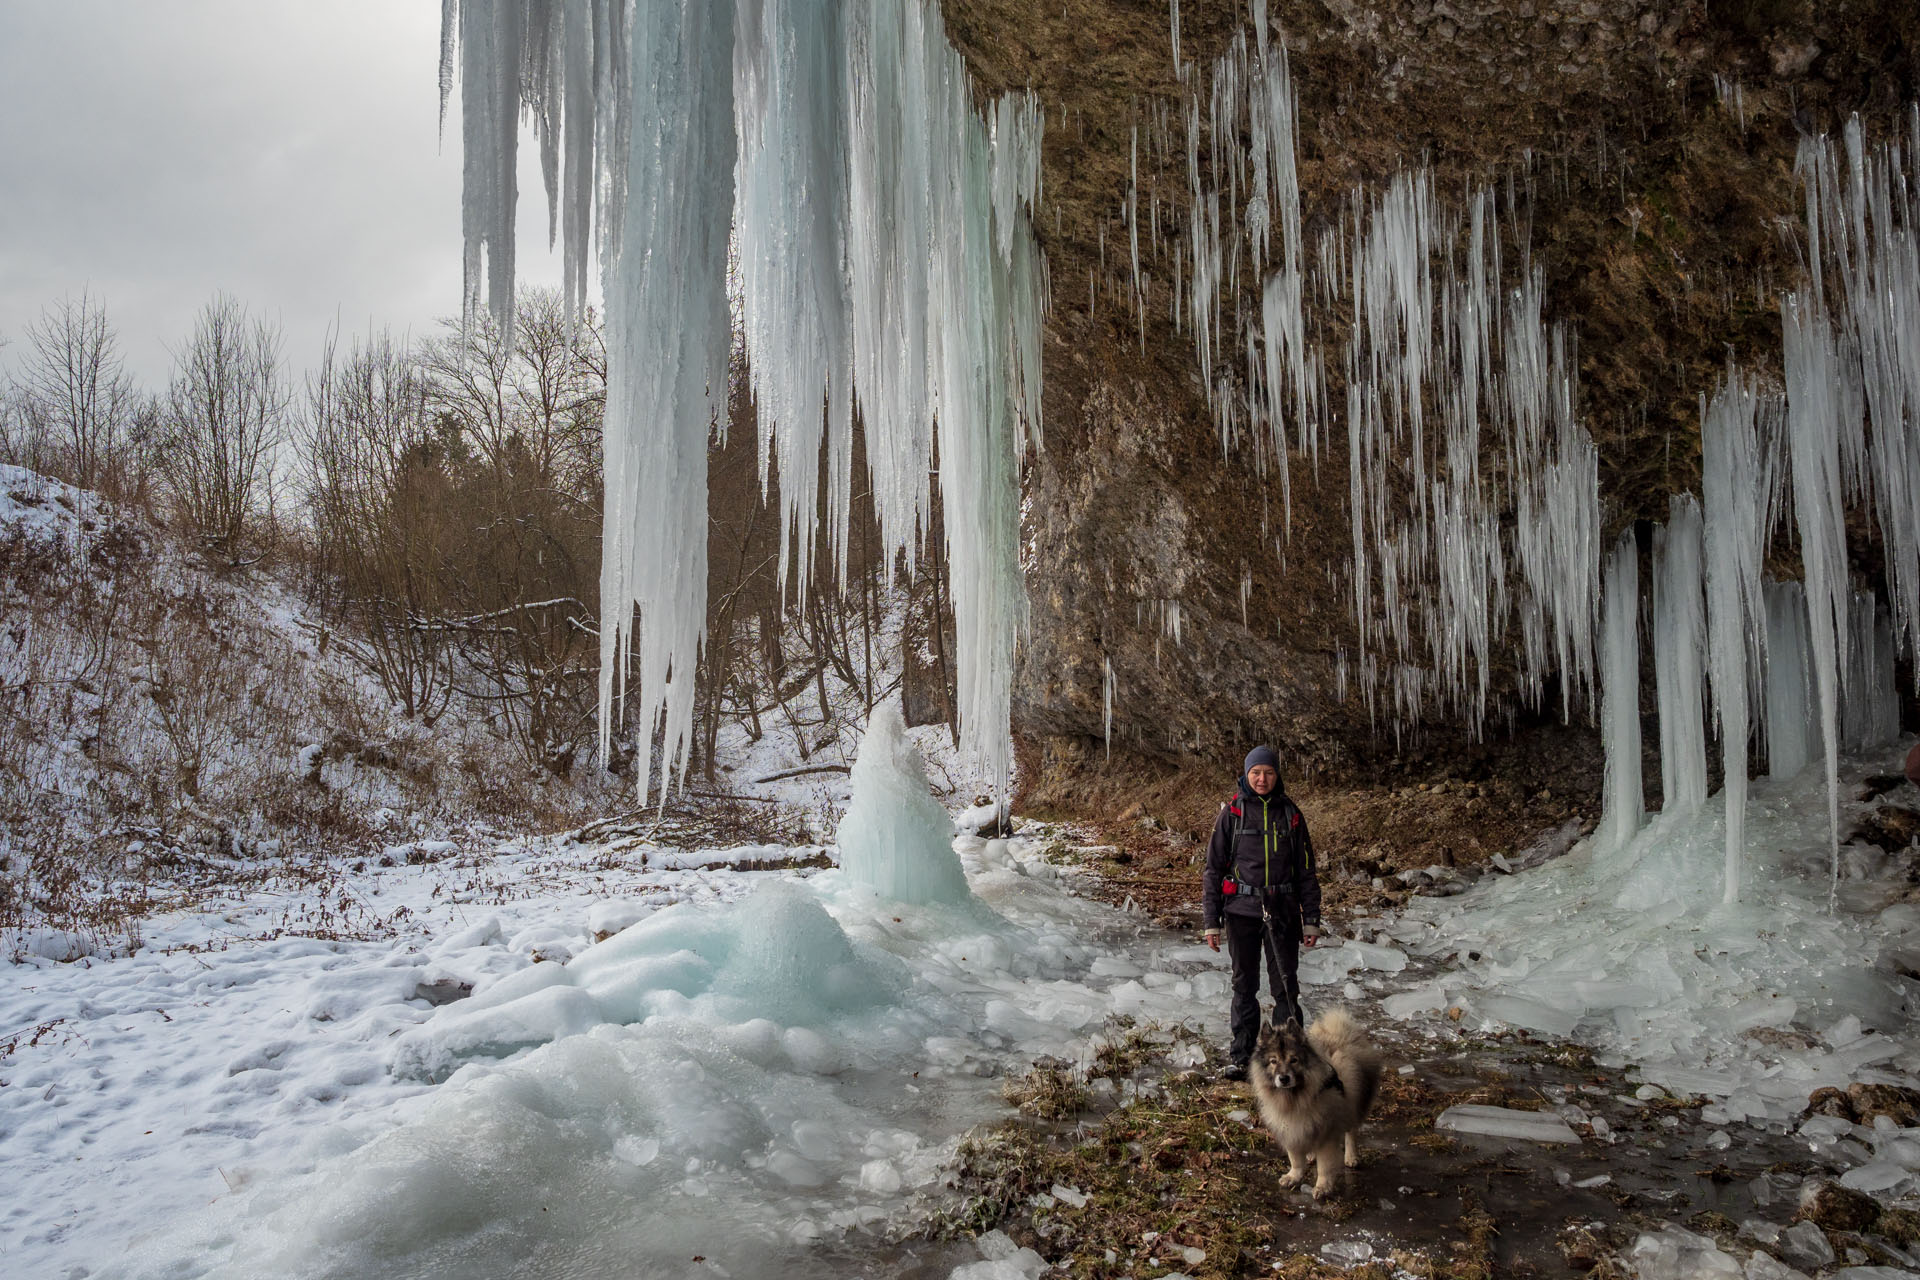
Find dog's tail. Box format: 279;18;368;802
1309;1008;1381;1120
1307;1008;1364;1056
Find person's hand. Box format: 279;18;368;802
1205;928;1221;952
1302;923;1322;948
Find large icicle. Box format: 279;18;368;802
1700;374;1771;903
1782;295;1853;907
448;0;527;338
445;0;1045;800
1597;530;1644;855
1798;112;1920;676
596;0;738;801
733;0;854;592
1651;496;1708;819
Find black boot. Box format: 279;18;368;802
1221;1060;1249;1082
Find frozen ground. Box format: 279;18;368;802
6;737;1920;1278
1379;740;1920;1131
0;817;1231;1279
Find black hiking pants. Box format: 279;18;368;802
1226;909;1303;1064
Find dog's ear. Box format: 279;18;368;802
1283;1015;1303;1033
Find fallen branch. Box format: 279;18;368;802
752;763;851;783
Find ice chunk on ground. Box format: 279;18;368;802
1778;1219;1837;1270
1298;945;1366;984
1343;939;1408;972
1628;1226;1743;1280
952;1229;1048;1280
1476;994;1579;1038
1840;1161;1911;1193
1436;1105;1581;1143
1746;1250;1811;1280
1383;982;1449;1020
1321;1240;1373;1266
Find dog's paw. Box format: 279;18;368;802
1310;1181;1335;1200
1344;1151;1361;1168
1277;1171;1304;1189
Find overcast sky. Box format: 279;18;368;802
0;1;566;388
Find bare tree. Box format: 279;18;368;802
415;291;604;771
300;327;455;721
13;292;141;496
161;294;290;561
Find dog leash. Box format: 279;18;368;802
1259;898;1302;1027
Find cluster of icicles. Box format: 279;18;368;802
440;0;1046;800
1131;9;1915;765
1598;113;1920;902
1127;7;1916;895
1111;1;1600;745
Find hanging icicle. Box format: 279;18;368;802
1700;372;1773;904
442;0;1047;801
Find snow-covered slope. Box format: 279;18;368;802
0;465;620;962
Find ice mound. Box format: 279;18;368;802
837;703;972;905
392;881;905;1080
129;1022;936;1280
1401;752;1920;1124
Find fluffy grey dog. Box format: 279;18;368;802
1248;1009;1383;1198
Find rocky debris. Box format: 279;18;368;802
1798;1180;1883;1234
1850;806;1920;854
1805;1083;1920;1128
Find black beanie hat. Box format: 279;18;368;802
1243;745;1279;774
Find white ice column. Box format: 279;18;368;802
1764;580;1816;780
1702;376;1769;903
1783;295;1853;904
596;0;738;800
733;0;854;592
1597;529;1644;854
1652;496;1708;819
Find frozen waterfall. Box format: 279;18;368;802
441;0;1045;801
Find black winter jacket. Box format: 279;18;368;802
1201;777;1321;929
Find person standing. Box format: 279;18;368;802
1203;745;1323;1081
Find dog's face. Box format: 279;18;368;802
1255;1019;1315;1092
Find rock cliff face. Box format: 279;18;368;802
943;0;1919;830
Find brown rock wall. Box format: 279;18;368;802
943;0;1918;828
